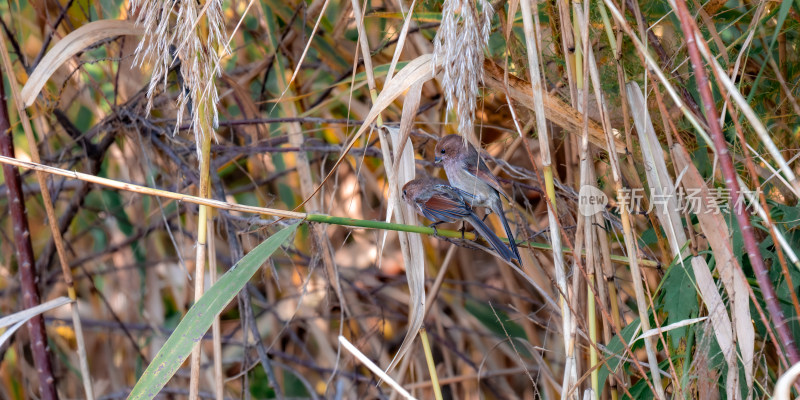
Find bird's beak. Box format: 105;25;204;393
434;156;442;164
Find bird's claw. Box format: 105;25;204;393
428;222;443;237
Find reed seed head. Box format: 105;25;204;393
433;0;493;137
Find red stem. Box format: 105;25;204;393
672;0;800;364
1;70;59;399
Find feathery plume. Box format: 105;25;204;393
433;0;493;136
130;0;230;160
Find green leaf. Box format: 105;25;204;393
598;318;642;392
464;299;530;356
659;262;698;351
101;190;134;236
127;222;299;399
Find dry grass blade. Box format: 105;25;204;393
636;316;708;340
379;79;422;259
672;143;755;394
339;336;418;399
278;0;331;100
20;19;143;106
626;82;687;257
774;361;800;399
0;296;71;329
385;0;419;82
0;297;71;347
380;125;426;374
690;257;739;399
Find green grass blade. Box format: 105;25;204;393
127;221;299;399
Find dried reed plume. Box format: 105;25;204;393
433;0;493;137
131;0;230;159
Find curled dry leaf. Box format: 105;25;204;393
20;20;144;107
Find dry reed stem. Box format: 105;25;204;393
189;134;212;400
208;218;224;400
517;0;577;396
574;1;601;394
575;5;666;398
482;61;625;153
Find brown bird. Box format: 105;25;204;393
434;134;521;261
402;177;518;262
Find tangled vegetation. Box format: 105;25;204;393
0;0;798;398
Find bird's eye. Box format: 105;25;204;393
440;149;445;154
402;190;407;197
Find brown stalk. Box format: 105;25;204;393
0;69;59;400
672;0;800;365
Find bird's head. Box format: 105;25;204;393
433;134;468;164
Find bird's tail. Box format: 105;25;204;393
493;199;522;262
468;212;519;263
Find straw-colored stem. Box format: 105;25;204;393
575;4;665;394
189;120;212;400
0;153;662;271
588;273;598;397
519;0;573;392
618;180;666;399
208;218;224;400
419;329;443;400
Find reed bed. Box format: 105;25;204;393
0;0;798;398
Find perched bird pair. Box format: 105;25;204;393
402;135;521;263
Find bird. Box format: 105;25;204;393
434;134;522;261
402;177;519;262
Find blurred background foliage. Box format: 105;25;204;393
0;0;798;398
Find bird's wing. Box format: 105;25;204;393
465;156;510;200
419;189;471;222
